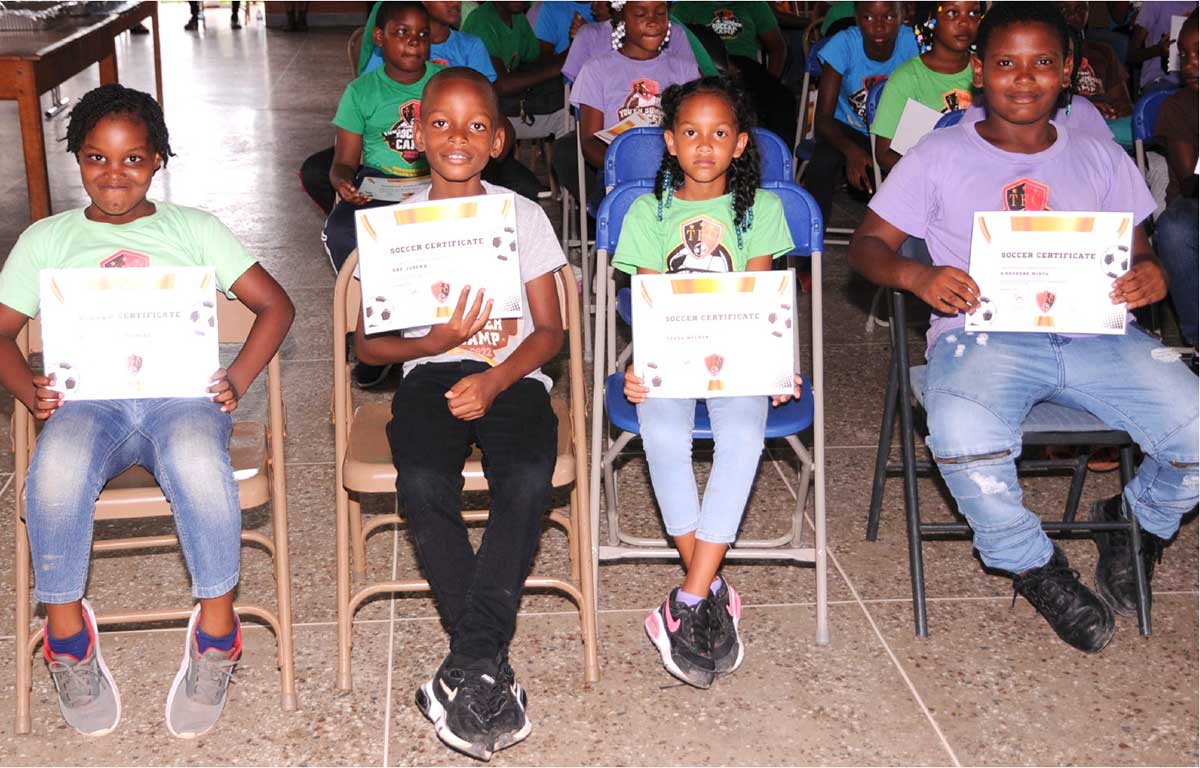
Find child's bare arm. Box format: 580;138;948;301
216;265;295;413
0;304;60;419
1111;225;1168;310
355;285;494;365
446;272;563;421
330;129;371;205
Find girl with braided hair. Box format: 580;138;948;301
613;77;799;689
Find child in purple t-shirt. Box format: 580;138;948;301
849;3;1198;655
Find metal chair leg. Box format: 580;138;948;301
1119;445;1152;636
867;341;899;541
892;291;928;637
1062;453;1090;522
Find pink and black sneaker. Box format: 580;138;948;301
707;579;744;675
644;589;715;689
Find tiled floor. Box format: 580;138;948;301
0;7;1195;766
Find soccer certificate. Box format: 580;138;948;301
966;211;1132;335
355;192;523;333
632;271;797;399
357;175;430;203
38;267;220;400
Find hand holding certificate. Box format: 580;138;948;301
355;192;523;333
632;271;797;399
966;211;1132;334
38;267;220;400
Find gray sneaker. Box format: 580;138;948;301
165;606;241;739
44;599;121;737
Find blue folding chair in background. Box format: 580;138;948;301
588;179;830;646
1133;87;1178;179
934;108;965;130
865;79;888;195
794;36;832;176
605;126;795;190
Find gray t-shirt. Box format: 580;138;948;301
401;181;567;390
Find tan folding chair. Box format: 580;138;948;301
12;296;297;735
332;251;599;691
347;26;365;77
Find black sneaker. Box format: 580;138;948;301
644;589;715;688
415;655;501;761
1012;546;1115;653
183;16;199;30
707;579;744;676
490;651;530;752
1091;494;1167;618
352;362;392;388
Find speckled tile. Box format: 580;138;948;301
868;594;1200;766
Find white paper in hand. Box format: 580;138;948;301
890;98;944;156
358;176;430;203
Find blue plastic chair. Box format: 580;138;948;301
589;179;830;645
1133;87;1179;177
604;127;795;190
866;79;887;128
794;37;833;167
934;109;965;130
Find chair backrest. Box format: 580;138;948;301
1133;87;1178;142
595;180;657;255
604;127;794;190
761;181;824;257
807;36;830;76
934;109;965;130
866;79;887;128
347;26;365;77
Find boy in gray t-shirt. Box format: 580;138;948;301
353;67;565;762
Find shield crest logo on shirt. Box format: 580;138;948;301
1003;177;1051;212
100;249;150;268
682;216;724;261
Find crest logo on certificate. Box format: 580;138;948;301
966;211;1132;335
355;192;524;333
632;271;797;399
38;267;220;400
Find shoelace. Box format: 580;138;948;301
688;603;713;655
47;658;99;705
190;654;238;705
1011;562;1082;612
456;672;507;722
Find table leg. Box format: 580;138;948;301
150;4;163;106
14;67;50;221
99;39;119;85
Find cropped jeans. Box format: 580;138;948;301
923;327;1199;574
637;396;769;544
24;398;241;604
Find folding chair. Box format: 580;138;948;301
1133;87;1179;179
13;296;297;734
934;108;965;130
866;78;888;195
588;180;830;645
347;26;364;77
604;127;795;191
332;252;599;690
793;36;831;180
865;287;1153;639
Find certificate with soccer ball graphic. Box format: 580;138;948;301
355;192;523;333
632;271;797;399
38;267;220;400
966;211;1132;335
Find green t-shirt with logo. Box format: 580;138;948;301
462;1;540;73
0;202;256;319
612;190;793;275
332;62;443;178
671;1;779;60
870;56;974;140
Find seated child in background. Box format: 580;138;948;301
323;1;443;276
354;67;566;762
1059;1;1134;145
569;1;700;204
1129;0;1197;93
872;1;980;174
1153;11;1199;347
848;2;1197;655
0;84;294;738
803;0;918;230
532;0;593;55
616;78;797;689
463;2;566;124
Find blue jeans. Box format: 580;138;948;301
636;396;769;544
924;328;1200;574
24;398;241;604
1156;196;1199;345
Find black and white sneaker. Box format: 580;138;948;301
415;656;501;761
644;589;715;688
707;579;744;676
490;651;531;752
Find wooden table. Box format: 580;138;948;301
0;1;162;222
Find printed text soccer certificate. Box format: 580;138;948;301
355;192;523;333
632;271;797;399
38;267;220;400
966;211;1132;335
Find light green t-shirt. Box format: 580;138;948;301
462;2;540;73
670;2;779;60
0;202;256;319
613;190;794;275
332;62;443;178
870;56;974;140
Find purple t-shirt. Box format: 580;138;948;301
563;20;697;83
569;48;700;128
869;121;1155;355
962;98;1114;144
1134;1;1197;87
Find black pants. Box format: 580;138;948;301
550;132;602;209
190;1;239;17
482;151;546;201
321;167;395;273
730;55;798;145
388;362;557;660
801;121;872;230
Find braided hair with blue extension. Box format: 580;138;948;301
653;77;761;249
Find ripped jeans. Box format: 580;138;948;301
924;326;1199;574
